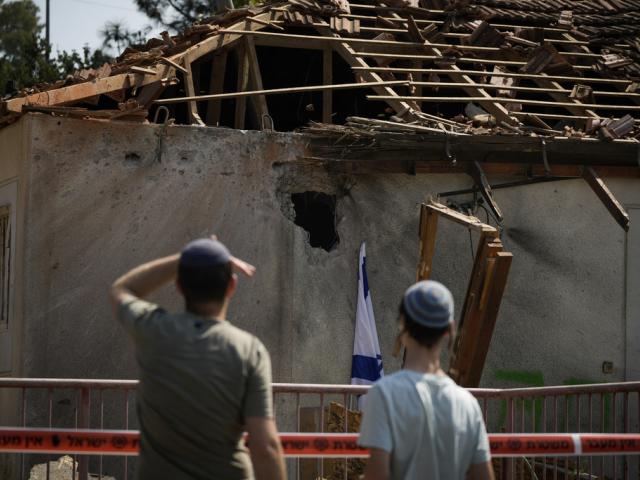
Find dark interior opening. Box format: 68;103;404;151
291;192;339;252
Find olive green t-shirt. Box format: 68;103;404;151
117;297;273;480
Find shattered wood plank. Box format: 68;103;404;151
583;166;630;231
129;66;158;75
407;16;425;42
158;57;189;74
235;42;250;129
449;235;503;386
416;204;438;281
244;36;269;126
206;51;228;126
323;47;333;124
133;77;174;109
426;201;498;234
458;251;512;387
247;16;285;31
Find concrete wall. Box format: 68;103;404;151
12;113;640;390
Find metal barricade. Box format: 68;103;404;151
1;378;639;480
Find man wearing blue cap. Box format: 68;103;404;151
109;237;286;480
358;280;495;480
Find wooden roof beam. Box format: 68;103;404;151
583;166;630;231
367;95;640;111
155;80;409;104
2;67;170;115
216;28;602;58
351;66;633;85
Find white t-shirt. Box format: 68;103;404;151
358;370;491;480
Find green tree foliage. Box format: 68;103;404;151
133;0;237;32
0;0;55;94
100;21;151;54
0;0;113;96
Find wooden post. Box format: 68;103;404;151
235;43;250;129
183;58;205;126
206;51;228;126
323;47;333;124
416;204;438;281
245;36;269;126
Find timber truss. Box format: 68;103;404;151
2;0;640;140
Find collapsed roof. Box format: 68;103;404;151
3;0;640;141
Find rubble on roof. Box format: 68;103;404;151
2;0;640;143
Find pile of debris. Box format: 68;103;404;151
321;402;365;480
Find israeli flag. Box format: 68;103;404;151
351;242;384;386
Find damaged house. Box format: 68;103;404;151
0;0;639;404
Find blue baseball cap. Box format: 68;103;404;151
402;280;454;328
179;238;231;268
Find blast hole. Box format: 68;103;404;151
291;192;339;252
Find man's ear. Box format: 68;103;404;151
225;274;238;299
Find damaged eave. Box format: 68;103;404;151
302;130;640;173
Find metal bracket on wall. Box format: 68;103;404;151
261;114;274;132
154;106;173;164
541;138;551;176
468;161;504;223
444;133;457;165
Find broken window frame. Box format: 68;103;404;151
416;200;512;387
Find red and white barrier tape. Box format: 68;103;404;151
0;428;639;458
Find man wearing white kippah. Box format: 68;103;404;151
358;280;495;480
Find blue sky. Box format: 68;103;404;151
32;0;161;55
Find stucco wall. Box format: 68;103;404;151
14;113;639;391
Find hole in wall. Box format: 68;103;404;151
124;152;142;167
291;191;339;252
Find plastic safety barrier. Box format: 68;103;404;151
1;428;639;458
